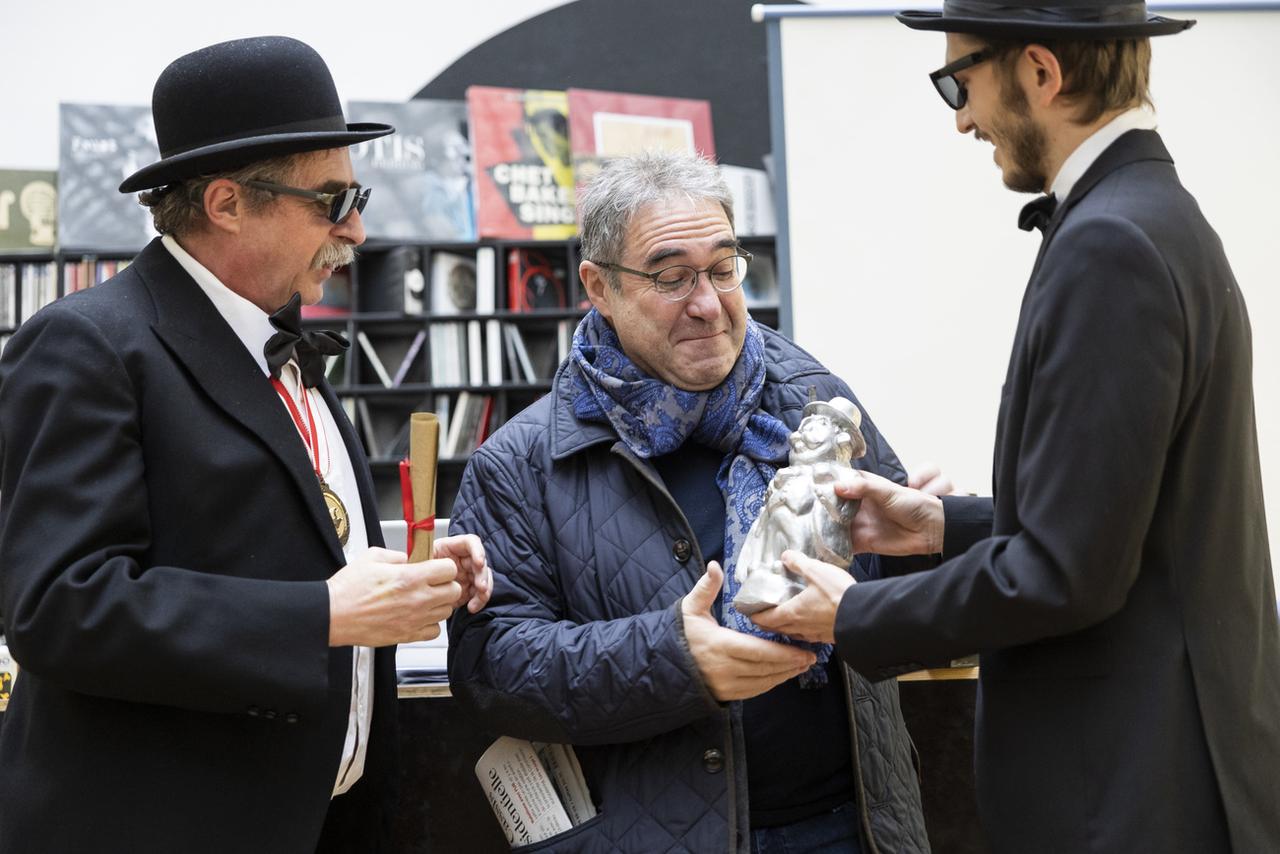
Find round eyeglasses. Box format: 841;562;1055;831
246;179;371;224
592;251;752;302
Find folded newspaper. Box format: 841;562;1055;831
475;736;597;847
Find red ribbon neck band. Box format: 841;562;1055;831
271;377;321;478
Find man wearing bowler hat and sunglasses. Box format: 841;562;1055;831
0;36;491;853
752;1;1280;851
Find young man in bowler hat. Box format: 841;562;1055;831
0;37;491;853
753;2;1280;851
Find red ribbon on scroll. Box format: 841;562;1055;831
399;458;436;556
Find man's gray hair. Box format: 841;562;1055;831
578;151;735;280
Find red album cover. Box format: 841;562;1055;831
506;248;568;312
466;86;576;240
566;88;715;202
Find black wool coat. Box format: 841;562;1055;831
0;240;398;854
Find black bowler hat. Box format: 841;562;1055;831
119;36;393;193
897;0;1195;39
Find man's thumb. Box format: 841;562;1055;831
684;560;725;614
780;550;816;583
834;469;893;502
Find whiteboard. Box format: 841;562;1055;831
766;7;1280;586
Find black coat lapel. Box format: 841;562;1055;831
1031;130;1173;275
133;240;347;561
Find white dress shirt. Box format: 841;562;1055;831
1051;105;1159;202
162;235;373;798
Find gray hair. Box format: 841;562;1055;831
578;151;735;287
136;151;317;237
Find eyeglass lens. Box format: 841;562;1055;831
930;49;993;110
654;254;749;300
936;75;964;109
329;187;370;224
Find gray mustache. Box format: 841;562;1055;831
313;242;356;270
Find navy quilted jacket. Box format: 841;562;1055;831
448;326;930;853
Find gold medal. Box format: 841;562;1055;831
319;476;350;547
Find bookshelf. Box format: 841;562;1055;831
302;236;576;520
0;250;137;353
0;253;56;344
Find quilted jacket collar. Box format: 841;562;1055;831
548;356;618;460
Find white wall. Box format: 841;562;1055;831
778;10;1280;587
2;0;574;170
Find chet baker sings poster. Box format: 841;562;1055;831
467;86;576;240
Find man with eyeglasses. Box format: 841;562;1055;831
751;1;1280;851
447;151;932;853
0;37;492;854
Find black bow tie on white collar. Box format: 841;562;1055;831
263;293;349;388
1018;193;1058;233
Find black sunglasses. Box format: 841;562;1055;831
245;180;371;224
928;48;996;110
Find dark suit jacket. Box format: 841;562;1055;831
834;131;1280;852
0;240;398;853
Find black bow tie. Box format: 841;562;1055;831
263;293;349;388
1018;193;1058;233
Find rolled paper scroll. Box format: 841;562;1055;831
404;412;439;562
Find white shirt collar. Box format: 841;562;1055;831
1050;106;1158;202
161;234;277;376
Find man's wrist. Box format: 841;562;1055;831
926;495;945;554
326;577;348;647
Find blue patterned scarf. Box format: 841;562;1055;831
570;308;834;685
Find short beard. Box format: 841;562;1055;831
997;74;1049;194
312;241;356;271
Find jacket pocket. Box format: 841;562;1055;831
514;811;606;852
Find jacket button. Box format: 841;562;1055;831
702;748;724;774
262;709;277;721
672;538;693;563
246;705;260;718
285;713;299;724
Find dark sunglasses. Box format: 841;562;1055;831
928;48;995;110
245;179;371;224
